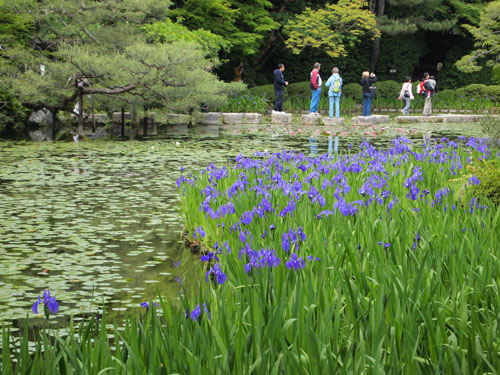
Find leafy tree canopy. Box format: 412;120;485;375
168;0;279;56
283;0;380;58
0;0;242;119
456;1;500;73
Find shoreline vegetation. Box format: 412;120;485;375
2;136;500;373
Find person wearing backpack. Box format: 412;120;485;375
398;76;414;116
309;62;322;115
325;67;343;118
419;72;435;116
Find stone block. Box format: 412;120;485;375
112;112;131;123
321;117;345;126
28;109;53;126
243;113;262;124
271;113;293;124
222;113;243;125
441;114;483;123
351;115;390;126
166;114;190;125
302;114;321;125
28;128;53;142
196;112;220;125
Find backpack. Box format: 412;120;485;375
333;78;341;93
417;80;426;95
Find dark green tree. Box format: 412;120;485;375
0;0;243;137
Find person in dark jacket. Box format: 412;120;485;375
273;63;288;113
360;71;377;116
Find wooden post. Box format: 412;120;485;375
130;103;137;141
120;107;125;138
91;95;96;133
143;115;148;137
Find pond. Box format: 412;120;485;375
0;120;485;327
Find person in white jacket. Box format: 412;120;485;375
325;67;343;118
398;76;414;116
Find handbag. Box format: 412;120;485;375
369;85;377;99
403;83;410;98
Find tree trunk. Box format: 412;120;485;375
78;88;84;135
51;111;57;141
120;107;125;139
369;0;385;73
130;103;137;141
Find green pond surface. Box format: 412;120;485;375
0;121;485;327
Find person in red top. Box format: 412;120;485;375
309;62;322;114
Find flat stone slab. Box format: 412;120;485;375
243;113;262;124
396;114;493;123
166;114;190;125
112;112;131;123
222;113;243;125
71;113;108;123
271;113;293;124
321;117;345;126
196;112;220;125
351;115;390;125
302;114;321;125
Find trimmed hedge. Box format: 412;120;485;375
246;81;500;105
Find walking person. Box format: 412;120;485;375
398;76;414;116
361;71;377;116
421;72;436;116
325;67;343;118
309;62;322;114
273;63;288;113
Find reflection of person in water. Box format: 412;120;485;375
234;62;246;83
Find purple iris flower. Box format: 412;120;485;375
206;263;227;284
377;242;391;248
468;175;480;185
193;226;205;239
190;304;201;321
32;289;59;315
201;251;219;262
285;253;305;270
140;302;159;310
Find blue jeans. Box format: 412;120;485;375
402;97;411;115
329;95;340;118
362;93;372;116
310;88;321;113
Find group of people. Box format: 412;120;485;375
272;62;437;117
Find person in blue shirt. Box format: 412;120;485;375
273;63;288;113
324;67;343;118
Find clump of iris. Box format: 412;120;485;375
32;289;59;319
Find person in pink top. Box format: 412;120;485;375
398;76;414;116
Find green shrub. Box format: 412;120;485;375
247;84;274;101
342;83;362;100
480;116;500;141
469;159;500;205
286;81;311;99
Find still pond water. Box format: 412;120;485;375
0;121;485;327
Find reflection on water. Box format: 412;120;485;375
0;121;485;326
